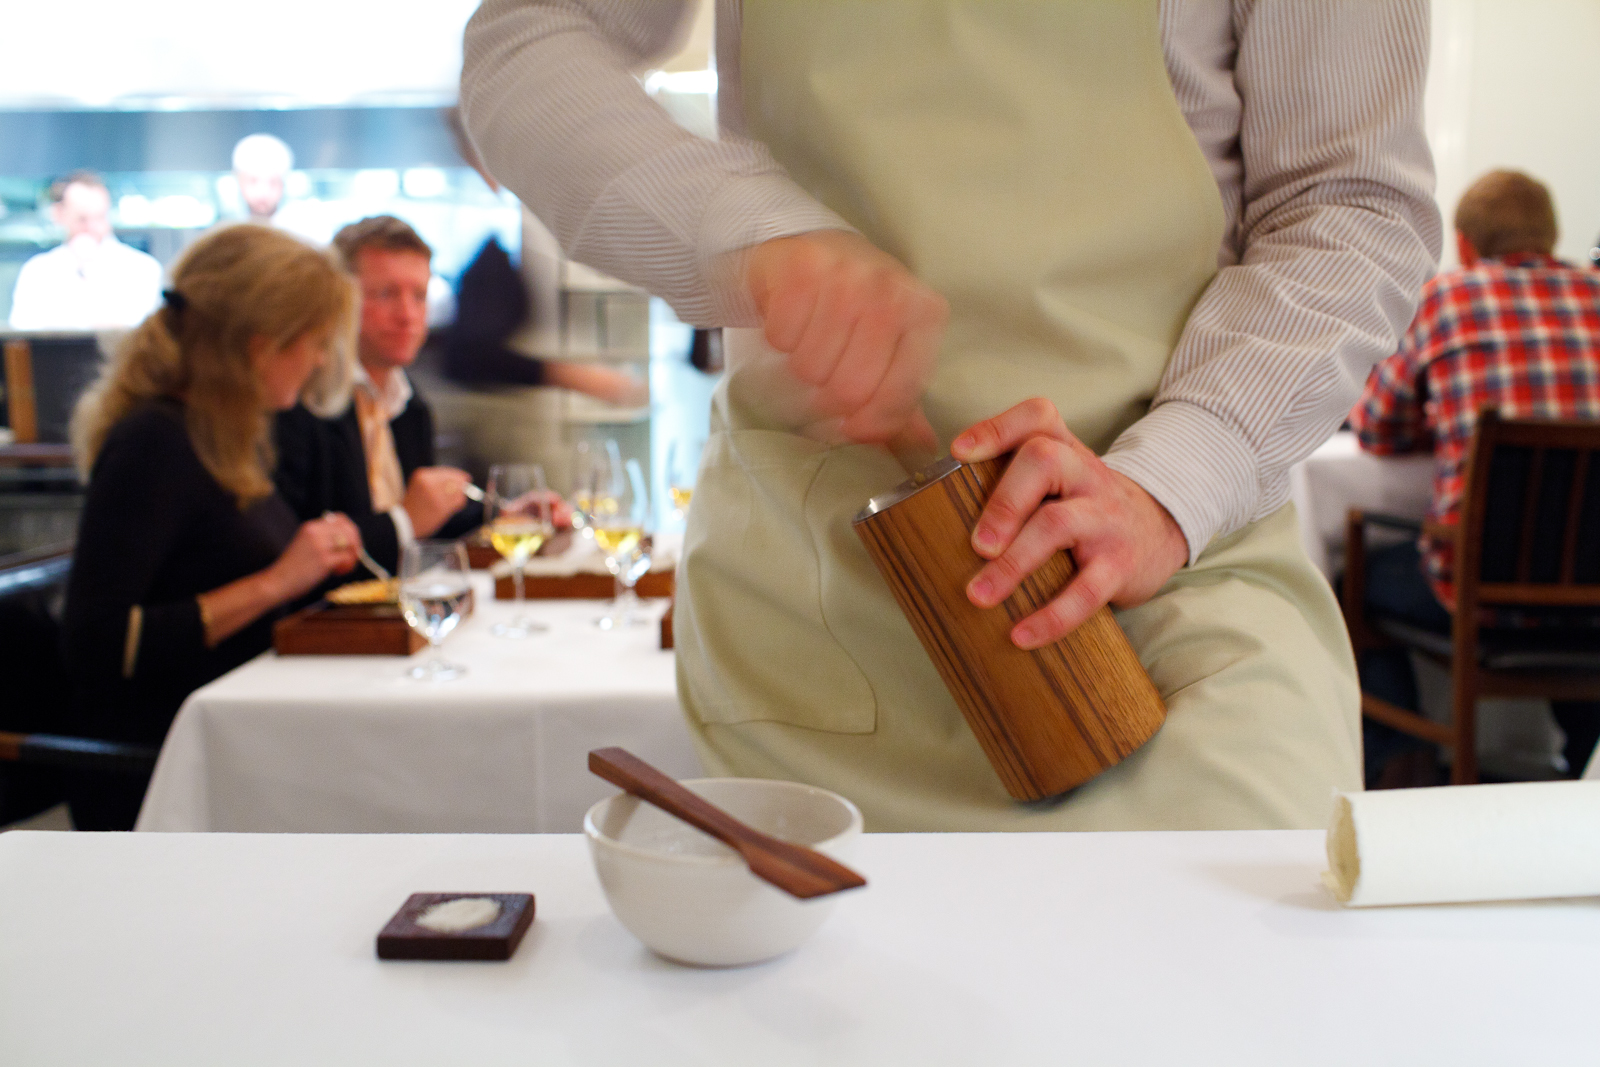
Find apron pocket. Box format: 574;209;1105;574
676;430;885;735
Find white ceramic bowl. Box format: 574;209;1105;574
583;777;864;967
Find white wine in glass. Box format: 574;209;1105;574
592;525;643;558
488;520;548;562
665;436;705;521
486;463;552;639
400;540;472;681
594;455;652;630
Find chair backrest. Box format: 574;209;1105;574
0;332;105;445
2;338;38;444
0;541;73;600
0;542;73;736
1457;410;1600;610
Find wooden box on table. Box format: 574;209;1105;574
493;570;674;601
272;603;424;655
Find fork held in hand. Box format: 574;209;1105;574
323;510;391;581
588;747;867;900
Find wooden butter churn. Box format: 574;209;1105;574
853;455;1166;801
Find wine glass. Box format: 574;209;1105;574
399;540;472;681
665;436;705;522
569;439;622;537
593;455;652;630
486;463;553;639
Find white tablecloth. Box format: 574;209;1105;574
1;829;1593;1065
1288;431;1435;579
136;576;701;833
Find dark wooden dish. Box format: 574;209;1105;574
376;892;536;961
493;569;675;600
273;602;425;656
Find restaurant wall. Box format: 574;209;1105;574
0;0;479;108
1428;0;1600;270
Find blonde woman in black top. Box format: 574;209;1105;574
64;225;364;828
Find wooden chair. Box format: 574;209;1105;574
3;338;39;445
3;331;104;454
0;542;161;825
1343;411;1600;784
1;338;74;469
0;732;160;778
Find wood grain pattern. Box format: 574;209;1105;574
3;340;39;445
272;603;427;655
464;540;503;570
494;570;674;600
1357;411;1600;784
376;892;536;961
0;443;73;467
854;456;1166;801
589;747;866;900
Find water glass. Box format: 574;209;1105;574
400;539;472;681
570;439;622;537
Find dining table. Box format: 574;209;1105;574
135;573;702;834
1288;429;1435;580
1;827;1593;1065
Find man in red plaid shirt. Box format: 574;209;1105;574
1350;169;1600;781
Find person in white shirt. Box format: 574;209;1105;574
232;134;293;227
461;0;1442;832
230;133;332;246
8;172;162;331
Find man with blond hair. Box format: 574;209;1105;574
274;216;481;572
1353;169;1600;781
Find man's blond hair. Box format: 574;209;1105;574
332;215;432;272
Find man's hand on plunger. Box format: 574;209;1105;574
745;230;946;454
952;399;1189;650
746;234;1185;650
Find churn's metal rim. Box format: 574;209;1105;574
852;455;964;524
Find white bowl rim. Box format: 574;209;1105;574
583;777;863;869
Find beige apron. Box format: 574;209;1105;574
676;0;1361;830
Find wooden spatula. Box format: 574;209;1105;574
588;747;867;900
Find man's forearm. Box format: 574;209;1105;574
543;360;647;406
460;0;847;327
1106;0;1441;562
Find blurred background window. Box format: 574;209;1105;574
0;0;718;538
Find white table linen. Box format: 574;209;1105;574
136;576;700;833
1288;430;1434;579
1;829;1594;1066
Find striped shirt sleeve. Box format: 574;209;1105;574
1101;0;1441;560
461;0;1443;561
1349;281;1440;457
460;0;850;328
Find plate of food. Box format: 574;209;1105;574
326;578;400;606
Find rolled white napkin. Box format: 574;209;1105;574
1323;780;1600;907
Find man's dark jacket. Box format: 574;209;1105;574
274;393;482;573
